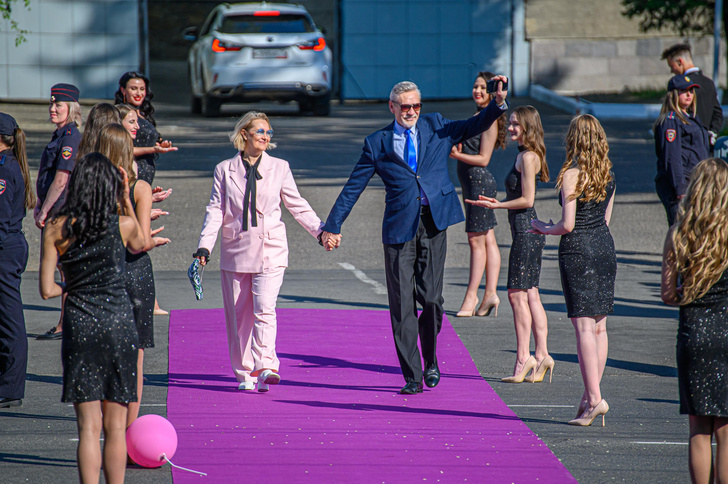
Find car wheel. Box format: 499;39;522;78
312;93;331;117
202;94;221;118
298;98;313;114
190;93;202;114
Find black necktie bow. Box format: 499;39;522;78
242;154;263;230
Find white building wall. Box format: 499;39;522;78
0;0;140;100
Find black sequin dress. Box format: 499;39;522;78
505;151;545;289
456;129;497;233
134;117;160;185
558;178;617;318
677;269;728;416
125;181;155;348
59;215;138;403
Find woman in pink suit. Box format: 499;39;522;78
194;112;324;392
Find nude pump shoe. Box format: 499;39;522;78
501;355;537;383
476;294;500;317
456;297;479;317
568;399;609;427
531;356;555;383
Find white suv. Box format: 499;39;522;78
184;2;332;117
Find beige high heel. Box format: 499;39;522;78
568;399;609;427
575;398;588;419
501;355;537;383
456;297;479;317
476;294;500;317
531;356;555;383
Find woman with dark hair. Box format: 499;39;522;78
531;114;616;426
662;158;728;483
97;123;169;429
40;153;145;483
654;74;709;226
0;113;35;409
451;71;506;317
468;105;551;384
114;71;177;185
77;103;120;158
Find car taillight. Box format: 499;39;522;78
298;37;326;52
212;39;242;53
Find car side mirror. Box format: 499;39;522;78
183;26;199;42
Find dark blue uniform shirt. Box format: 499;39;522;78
654;111;709;197
0;149;26;247
36;122;81;205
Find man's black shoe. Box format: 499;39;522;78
424;365;440;388
0;398;22;408
399;381;423;395
36;327;62;340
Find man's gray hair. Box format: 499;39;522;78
389;81;421;102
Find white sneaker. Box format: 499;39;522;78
258;369;281;385
238;381;255;391
257;381;269;392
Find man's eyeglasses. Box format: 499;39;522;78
250;128;274;138
393;101;422;113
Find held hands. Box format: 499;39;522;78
465;195;499;209
152;186;172;203
320;231;342;251
529;219;554;235
491;75;509;106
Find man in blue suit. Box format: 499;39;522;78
322;77;509;394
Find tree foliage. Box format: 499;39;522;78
622;0;716;36
1;0;31;46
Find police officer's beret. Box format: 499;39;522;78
0;113;18;136
50;83;80;103
668;75;700;92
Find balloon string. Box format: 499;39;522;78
162;453;207;476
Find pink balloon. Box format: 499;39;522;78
126;414;178;468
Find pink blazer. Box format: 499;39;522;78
197;151;323;273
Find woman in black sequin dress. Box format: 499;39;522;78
452;72;506;318
467;106;551;383
97;124;170;429
662;158;728;482
39;153;146;483
531;115;616;426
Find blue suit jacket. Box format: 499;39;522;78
324;99;507;244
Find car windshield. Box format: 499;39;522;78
219;14;314;34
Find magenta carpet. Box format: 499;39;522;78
167;308;575;483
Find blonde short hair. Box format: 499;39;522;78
229;111;277;151
66;102;82;128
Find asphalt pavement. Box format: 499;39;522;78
0;79;688;483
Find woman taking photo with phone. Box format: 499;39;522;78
467;105;551;384
451;71;506;318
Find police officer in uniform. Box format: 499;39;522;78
35;83;82;340
654;74;710;226
0;113;36;408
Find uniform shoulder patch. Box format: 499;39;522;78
61;146;73;160
667;111;675;120
0;179;5;195
666;129;676;142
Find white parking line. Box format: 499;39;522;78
631;441;689;445
508;404;575;408
338;262;388;295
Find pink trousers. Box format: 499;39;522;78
220;268;285;383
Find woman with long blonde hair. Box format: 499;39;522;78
97;124;169;431
662;158;728;483
451;71;506;318
467;105;551;383
654;74;709;226
531;114;616;426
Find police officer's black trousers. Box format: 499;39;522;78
0;233;29;399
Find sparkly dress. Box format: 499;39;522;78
125;181;155;348
135;116;160;185
456;121;497;233
677;269;728;416
59;215;138;403
505;150;545;289
557;178;617;318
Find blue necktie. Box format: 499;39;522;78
404;129;417;172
